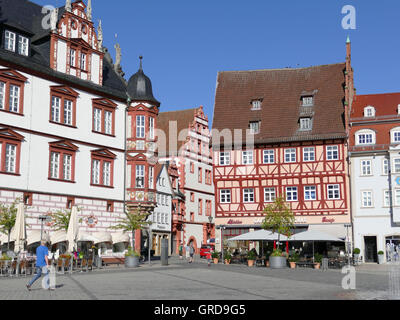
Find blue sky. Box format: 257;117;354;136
34;0;400;125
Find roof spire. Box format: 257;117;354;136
139;56;143;70
65;0;72;12
87;0;92;21
346;35;351;44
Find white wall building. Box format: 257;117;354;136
350;93;400;263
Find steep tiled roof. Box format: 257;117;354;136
212;63;347;146
157;108;197;157
0;0;127;99
349;93;400;149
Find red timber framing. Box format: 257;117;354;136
92;98;118;136
90;149;116;188
0;68;28;116
49;85;79;128
213;139;349;219
0;128;24;175
48;140;79;183
49;1;104;84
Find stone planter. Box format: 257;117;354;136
125;256;139;268
248;260;255;267
378;254;385;265
354;254;360;263
269;256;287;269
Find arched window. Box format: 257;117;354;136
355;129;376;145
364;106;376;118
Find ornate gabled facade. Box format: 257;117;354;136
50;0;104;84
157;106;215;254
212;40;355;253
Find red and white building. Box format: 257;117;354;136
212;41;355;250
157;107;215;254
0;0;129;249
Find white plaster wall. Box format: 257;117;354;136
57;40;67;74
91;53;100;85
152;166;173;233
185;223;203;250
0;66;125;201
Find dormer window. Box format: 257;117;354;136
18;36;29;56
364;106;375;118
302;96;314;107
299;117;312;131
249;121;260;134
356;129;375;145
251;100;262;110
5;31;16;51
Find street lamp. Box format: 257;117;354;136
39;215;50;242
345;223;352;266
221;226;226;265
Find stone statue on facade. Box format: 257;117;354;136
97;20;103;49
65;0;72;12
87;0;92;21
114;43;121;69
50;8;59;33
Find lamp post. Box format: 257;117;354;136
345;223;352;266
208;216;213;242
39;215;49;242
221;225;226;265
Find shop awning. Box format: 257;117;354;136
112;232;130;244
27;230;50;246
229;230;289;241
308;224;348;240
93;232;112;244
50;230;67;245
289;230;344;242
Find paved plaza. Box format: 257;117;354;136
0;258;399;300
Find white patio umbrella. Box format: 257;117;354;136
50;230;68;245
66;206;79;253
27;230;50;246
289;229;344;262
14;202;26;253
229;229;289;242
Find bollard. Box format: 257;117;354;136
161;239;169;266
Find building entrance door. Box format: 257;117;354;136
364;236;377;263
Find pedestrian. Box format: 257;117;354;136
206;249;212;267
185;244;190;262
26;240;53;291
178;242;183;260
189;243;195;263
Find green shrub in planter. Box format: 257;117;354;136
224;252;232;261
247;250;257;260
271;249;284;257
378;251;384;255
289;253;300;263
212;251;220;259
314;254;323;263
125;247;140;257
0;253;11;261
353;248;361;255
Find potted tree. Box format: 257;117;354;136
125;247;140;268
224;251;232;265
212;251;220;264
247;250;256;267
353;248;361;262
378;251;385;264
111;207;151;268
0;199;18;251
262;197;295;269
314;254;323;269
289;253;299;269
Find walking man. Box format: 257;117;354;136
26;240;53;291
178;242;184;260
189;243;195;263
